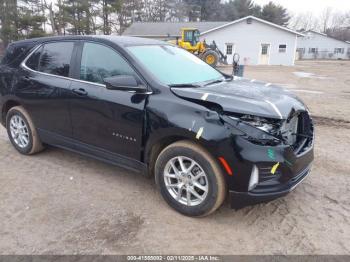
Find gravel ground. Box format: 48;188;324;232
0;61;349;255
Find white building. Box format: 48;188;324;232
123;16;303;66
297;31;350;60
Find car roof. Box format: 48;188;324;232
11;35;167;47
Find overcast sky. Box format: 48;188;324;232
253;0;350;15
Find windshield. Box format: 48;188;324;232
127;45;223;86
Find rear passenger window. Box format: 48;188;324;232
38;42;74;77
26;46;43;71
80;42;136;84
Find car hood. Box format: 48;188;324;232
170;78;307;120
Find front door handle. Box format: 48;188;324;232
72;88;88;96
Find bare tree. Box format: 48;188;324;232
325;11;350;42
42;0;56;34
320;7;333;33
289;12;319;31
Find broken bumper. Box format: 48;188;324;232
230;164;312;209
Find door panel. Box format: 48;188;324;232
69;81;146;159
225;43;234;64
69;42;147;160
18;41;75;137
259;44;270;65
17;72;72;136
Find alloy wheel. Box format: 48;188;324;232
163;156;209;206
9;115;30;148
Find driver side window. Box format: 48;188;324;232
80;42;136;84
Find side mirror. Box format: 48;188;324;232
104;75;145;92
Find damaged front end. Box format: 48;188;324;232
222;110;314;153
169;80;314;209
220;110;314;209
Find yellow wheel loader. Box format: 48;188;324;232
169;28;228;68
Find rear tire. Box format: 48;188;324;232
6;106;44;155
202;50;219;67
155;140;226;217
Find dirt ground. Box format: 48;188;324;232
0;61;349;255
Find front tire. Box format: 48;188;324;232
155;140;226;217
6;106;44;155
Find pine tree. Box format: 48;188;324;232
18;0;47;38
60;0;97;35
0;0;19;46
0;0;46;46
182;0;201;21
260;1;290;26
117;0;143;34
101;0;121;35
166;0;187;22
233;0;254;18
200;0;224;21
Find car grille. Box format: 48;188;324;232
259;166;281;183
283;114;299;145
280;111;313;155
293;111;314;155
254;165;311;193
256;112;313;189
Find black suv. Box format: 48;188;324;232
0;36;314;217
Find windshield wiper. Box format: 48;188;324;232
169;83;202;88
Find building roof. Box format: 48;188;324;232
123;21;228;37
123;16;304;37
303;30;350;45
201;16;304;36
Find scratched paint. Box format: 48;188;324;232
201;93;209;101
196;127;204;139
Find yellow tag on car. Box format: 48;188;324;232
271;162;280;174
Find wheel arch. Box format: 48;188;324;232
1;99;22;127
144;128;224;177
145;134;191;177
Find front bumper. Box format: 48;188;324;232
230;164;312;209
216;111;314;209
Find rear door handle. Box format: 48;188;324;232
72;88;88;96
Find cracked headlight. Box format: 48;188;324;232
238;115;280;134
224;115;282;146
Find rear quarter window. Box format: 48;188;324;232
38;42;74;77
25;46;43;71
1;43;34;67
